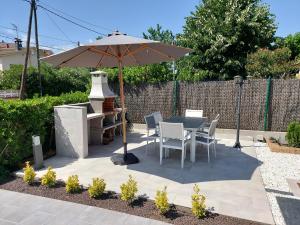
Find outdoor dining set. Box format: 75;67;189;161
144;110;220;168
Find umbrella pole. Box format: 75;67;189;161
118;60;128;159
110;59;139;165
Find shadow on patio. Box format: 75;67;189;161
276;196;300;225
124;137;262;184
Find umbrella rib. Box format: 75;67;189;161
58;48;89;67
146;46;174;60
122;44;148;58
89;47;117;58
95;46;109;67
123;45;139;64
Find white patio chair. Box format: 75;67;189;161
144;114;159;154
195;119;218;163
159;122;190;168
152;111;163;132
185;109;203;118
199;114;220;135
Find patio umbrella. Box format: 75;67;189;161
41;31;192;165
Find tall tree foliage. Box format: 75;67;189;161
284;32;300;60
143;24;175;44
246;48;297;78
178;0;277;80
105;24;175;85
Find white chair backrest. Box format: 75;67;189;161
185;109;203;118
144;114;156;130
159;122;184;140
215;114;220;121
153;111;163;125
208;119;218;137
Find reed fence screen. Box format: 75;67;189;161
112;79;300;132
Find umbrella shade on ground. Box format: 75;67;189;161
41;31;192;164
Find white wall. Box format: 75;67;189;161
0;50;38;71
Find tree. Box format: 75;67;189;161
245;47;297;78
0;63;90;97
284;32;300;59
101;24;175;85
143;24;175;44
178;0;277;80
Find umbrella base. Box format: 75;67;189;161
111;153;139;165
233;141;242;149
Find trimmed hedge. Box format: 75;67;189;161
286;121;300;147
0;92;88;175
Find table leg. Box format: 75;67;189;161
190;131;196;162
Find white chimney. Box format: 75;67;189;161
88;70;116;113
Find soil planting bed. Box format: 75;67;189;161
0;177;269;225
266;138;300;154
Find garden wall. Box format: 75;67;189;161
114;79;300;132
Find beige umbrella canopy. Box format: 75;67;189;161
42;31;192;164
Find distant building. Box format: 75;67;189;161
0;39;53;71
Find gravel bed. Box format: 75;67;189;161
255;142;300;225
0;177;268;225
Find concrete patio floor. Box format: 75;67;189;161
19;129;274;224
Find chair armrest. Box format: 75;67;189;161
184;130;192;140
196;131;209;138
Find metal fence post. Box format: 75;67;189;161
264;77;272;131
172;79;178;116
233;75;243;149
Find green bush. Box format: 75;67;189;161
88;178;106;198
66;175;81;193
23;161;36;184
246;48;297;78
0;165;9;184
191;184;206;219
0;63;90;97
0;92;88;174
286;121;300;147
41;166;56;187
120;175;138;203
155;186;170;215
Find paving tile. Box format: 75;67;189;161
17;211;55;225
13;131;273;224
0;218;16;225
0;205;35;224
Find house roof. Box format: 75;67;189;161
0;41;53;57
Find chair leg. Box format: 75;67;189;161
160;145;163;165
165;148;169;158
207;144;210;163
214;142;216;158
154;138;156;150
146;139;148;155
181;149;184;169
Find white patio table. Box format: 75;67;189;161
164;116;208;162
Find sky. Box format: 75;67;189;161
0;0;299;52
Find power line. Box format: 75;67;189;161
0;32;65;51
36;4;107;36
0;24;77;44
43;9;75;44
38;0;113;32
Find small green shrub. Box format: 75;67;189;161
88;178;106;198
0;165;9;184
41;166;56;187
286;121;300;147
155;186;170;215
191;184;206;219
0;91;88;176
23;161;36;184
66;175;81;193
120;175;138;203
